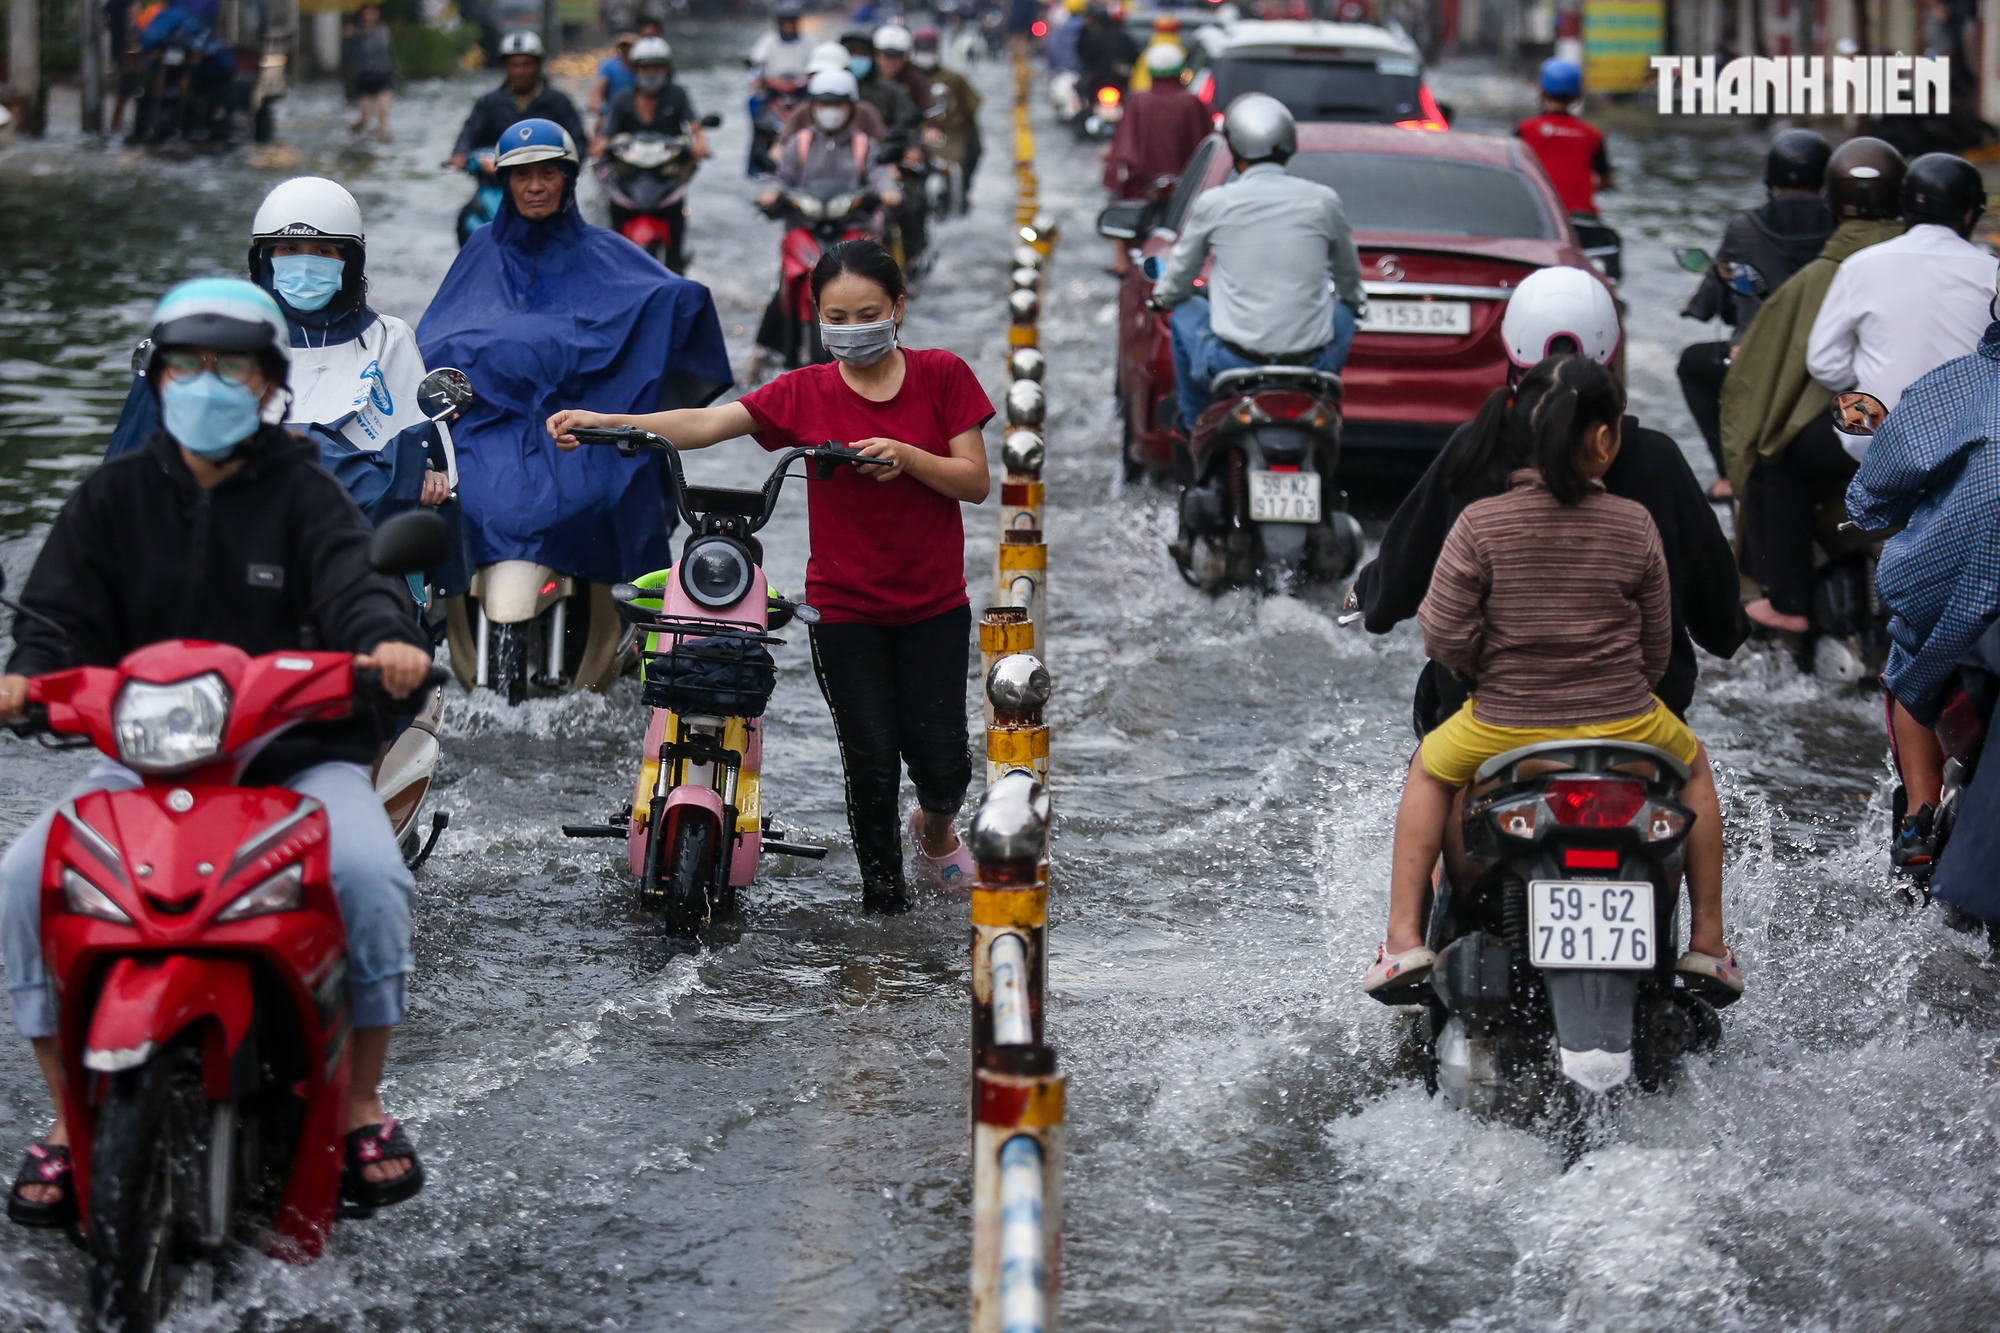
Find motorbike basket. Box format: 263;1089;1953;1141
641;633;778;719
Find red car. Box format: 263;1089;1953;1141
1098;121;1619;480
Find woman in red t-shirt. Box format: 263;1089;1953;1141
549;240;994;913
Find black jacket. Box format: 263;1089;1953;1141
604;83;696;138
1353;415;1749;727
1681;193;1836;337
452;81;588;159
7;428;429;777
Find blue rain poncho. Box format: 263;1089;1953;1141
415;180;731;587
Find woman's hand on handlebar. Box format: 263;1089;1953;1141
547;409;616;451
851;437;919;482
0;674;26;724
354;642;432;699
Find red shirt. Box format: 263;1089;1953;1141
1516;112;1609;216
738;348;994;626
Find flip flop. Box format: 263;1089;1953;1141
1675;946;1745;1008
8;1142;76;1229
340;1118;425;1212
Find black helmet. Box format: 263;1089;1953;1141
1902;152;1987;230
775;1;802;19
1825;137;1906;221
1766;128;1831;191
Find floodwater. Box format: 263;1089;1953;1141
4;27;2000;1332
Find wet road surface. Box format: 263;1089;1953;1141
5;32;2000;1331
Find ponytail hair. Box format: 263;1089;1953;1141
1527;355;1624;505
1443;357;1571;496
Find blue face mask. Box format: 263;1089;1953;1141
160;371;264;460
270;253;346;312
849;56;872;78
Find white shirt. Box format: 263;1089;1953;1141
1808;223;1996;412
287;312;435;453
749;31;812;80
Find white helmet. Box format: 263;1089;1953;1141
630;35;671;63
498;30;544;58
1144;43;1186;74
873;23;913;52
251;176;364;246
1500;266;1620;369
808;68;859;100
807;40;850;73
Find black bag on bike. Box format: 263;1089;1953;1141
642;635;778;718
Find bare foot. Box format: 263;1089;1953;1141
1745;598;1810;634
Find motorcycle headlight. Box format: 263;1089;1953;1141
113;673;231;774
828;193;857;217
678;538;754;610
63;868;132;924
794;195;824;220
216;864;305;923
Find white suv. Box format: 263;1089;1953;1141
1187;19;1446;127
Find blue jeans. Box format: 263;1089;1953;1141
2;759;414;1038
1170;296;1357;433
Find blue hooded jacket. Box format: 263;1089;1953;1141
416;173;731;587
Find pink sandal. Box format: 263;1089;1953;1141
1362;942;1436;996
909;808;975;888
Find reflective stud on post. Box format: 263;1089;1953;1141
1009;348;1046;383
986;653;1051;786
1000;431;1045;534
1009;289;1041;349
1013;244;1045;274
1006;380;1046;430
980;606;1034;727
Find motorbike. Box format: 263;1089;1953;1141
560;428;889;931
763;187;884;369
1156;274;1363;593
1050;68;1123;141
454;149;502;248
747;76;806;178
597;125;707;272
1380;738;1727;1136
1;511;450;1331
127;2;285;146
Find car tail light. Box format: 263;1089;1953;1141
1544;778;1647;828
1395;85;1451;133
1097;85;1120;109
1194;70;1214;104
1563;848;1621;870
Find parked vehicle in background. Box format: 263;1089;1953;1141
1101;121;1615;479
1185;19;1449;128
129;0;291;145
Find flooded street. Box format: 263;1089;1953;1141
5;28;2000;1331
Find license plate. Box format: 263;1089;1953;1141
1247;470;1321;524
1360;299;1472;336
1528;880;1655;970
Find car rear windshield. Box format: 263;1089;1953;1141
1214;55;1421;123
1284;152;1554;238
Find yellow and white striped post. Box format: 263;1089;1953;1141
1000;430;1045;535
985;654;1051;787
997;531;1047;654
980;605;1034;727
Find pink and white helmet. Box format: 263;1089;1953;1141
1500;266;1620;369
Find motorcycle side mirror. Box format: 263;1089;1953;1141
1832;391;1889;437
130;337;153;378
369;509;452;577
1144;174;1178;206
417;367;474;423
1140;254;1164;282
700;113;723;128
1675;246;1713;274
1097;199;1145;240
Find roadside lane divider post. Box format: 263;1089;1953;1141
997;531;1047;656
1009;288;1042;349
969;775;1062;1333
1000;429;1045;535
986;654;1051;787
980;606;1035;727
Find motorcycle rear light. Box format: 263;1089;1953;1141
1228;399;1271;427
1267;464;1300;473
1640;802;1689;842
113;672;231;774
1489;794;1542;840
63;869;132;925
1097;86;1121;108
1544;778;1647;828
1032;19;1047;35
1563;848;1621;870
216;864;305;923
1256;391;1321;421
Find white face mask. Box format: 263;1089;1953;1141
912;51;938;68
813;103;851;131
819;317;899;367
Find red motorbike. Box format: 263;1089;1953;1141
596;115;722;273
6;513;447;1330
763;186;882;368
1169;363;1365;594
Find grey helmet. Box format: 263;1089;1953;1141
1221;93;1296;165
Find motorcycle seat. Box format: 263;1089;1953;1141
1207;366;1344;401
1471;738;1689;794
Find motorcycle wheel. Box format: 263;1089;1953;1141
661;814;716;935
88;1039;214;1332
492;622;531;706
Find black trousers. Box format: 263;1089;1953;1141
809;604;973;907
1742;414;1858;617
1677;340;1731;479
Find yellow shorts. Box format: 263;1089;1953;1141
1417;697;1701;788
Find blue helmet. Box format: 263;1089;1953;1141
1539;57;1582;99
494;117;579;171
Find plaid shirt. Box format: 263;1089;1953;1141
1847;321;2000;715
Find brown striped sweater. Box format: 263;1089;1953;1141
1417;469;1672;728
